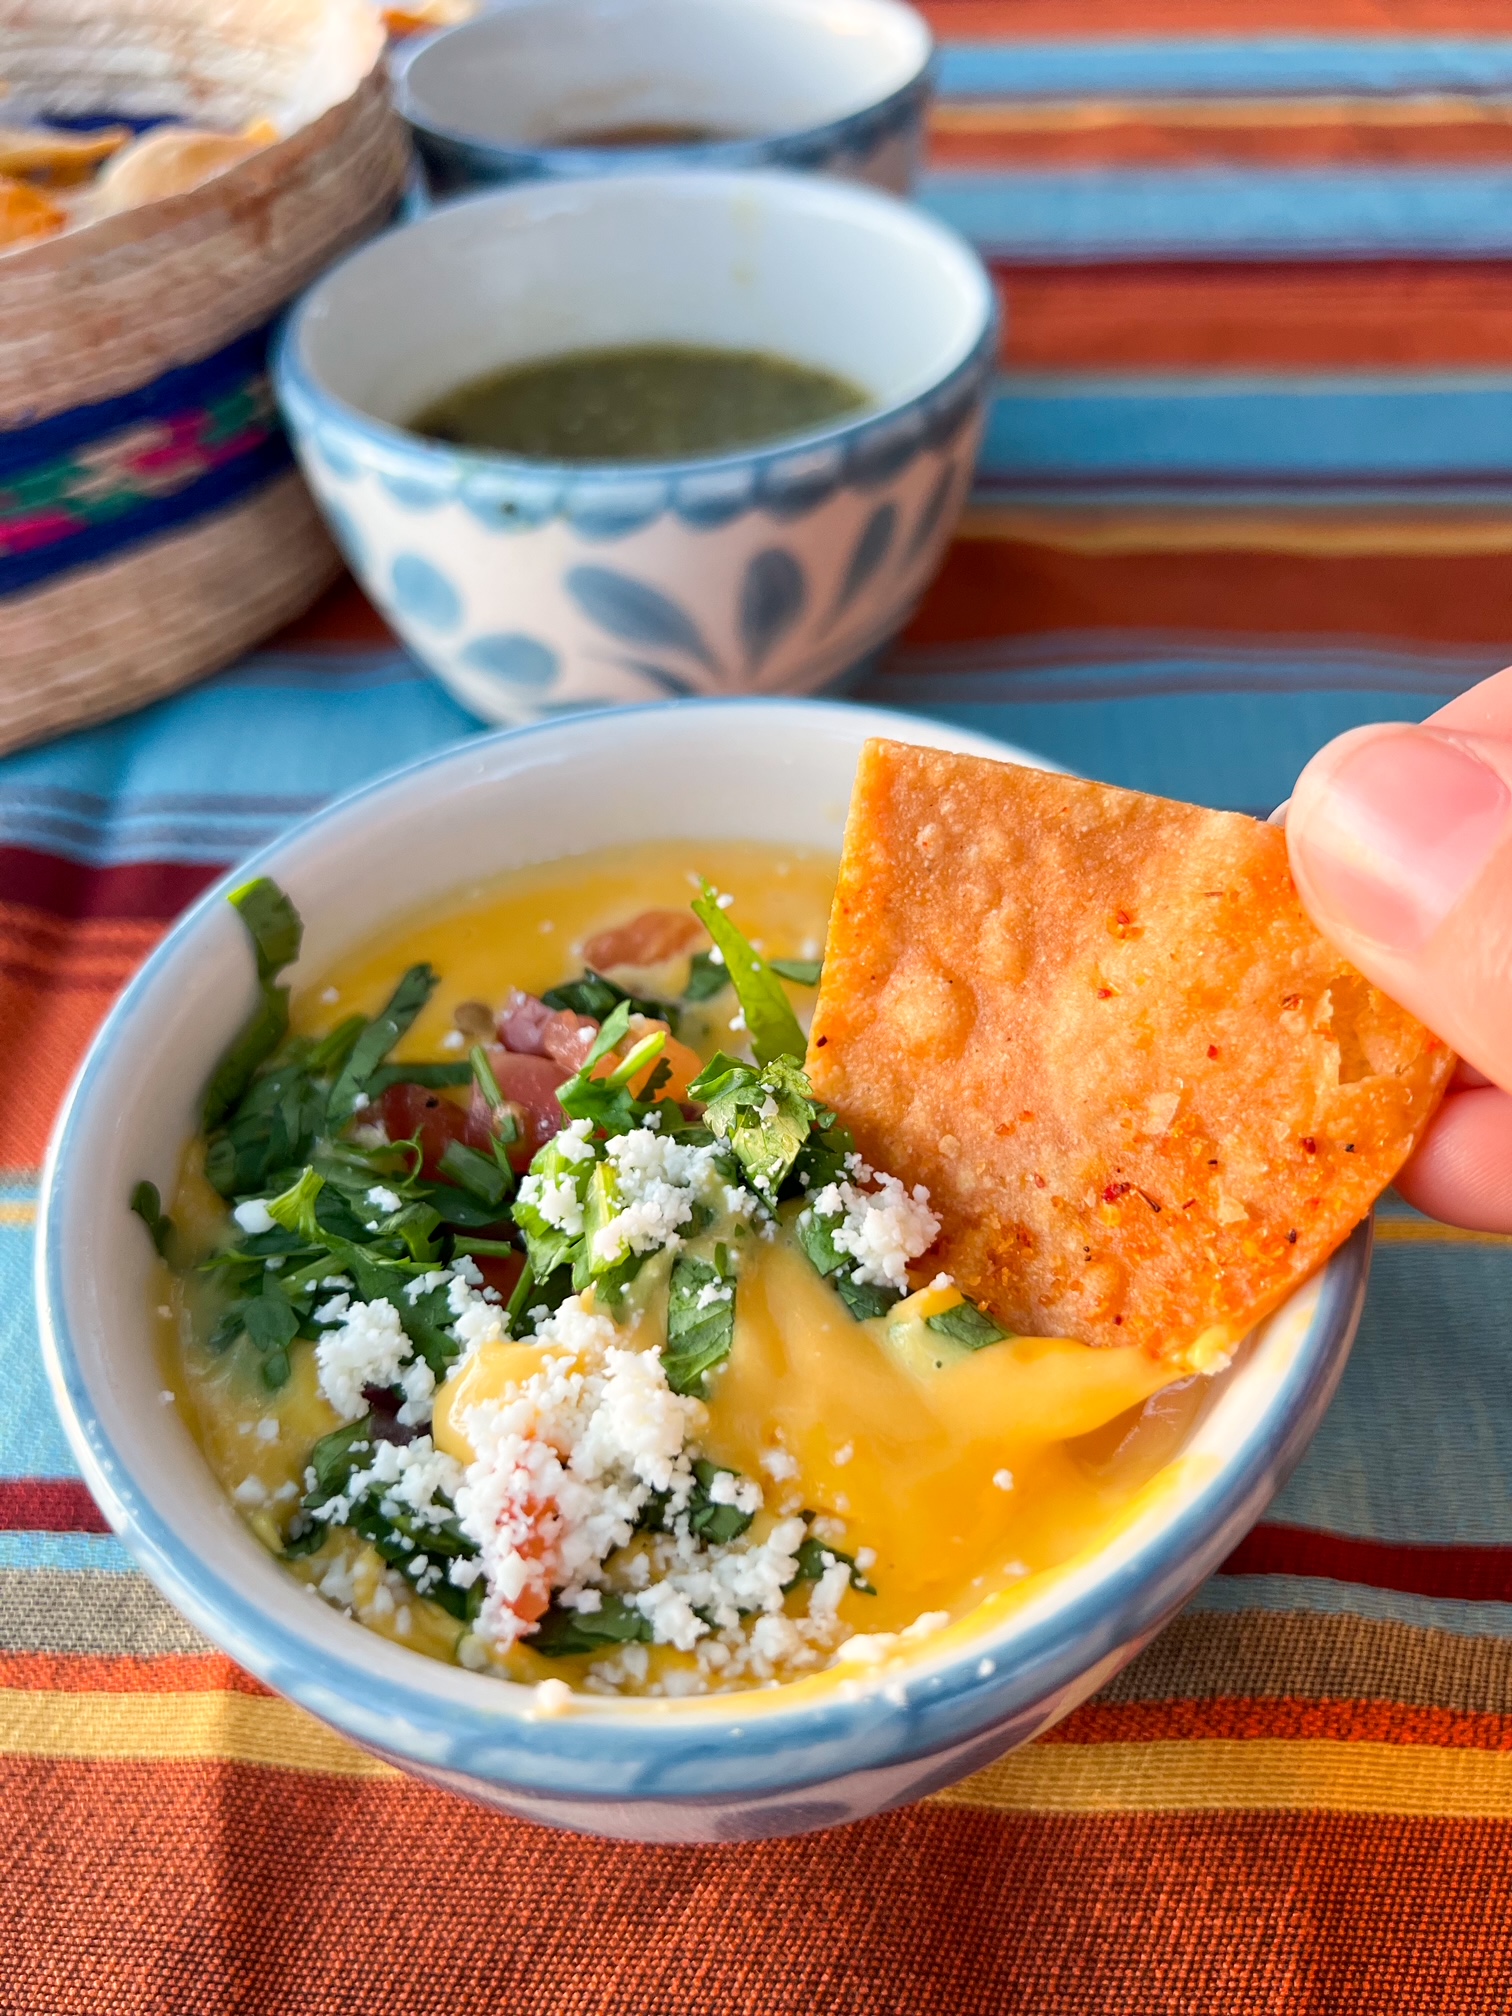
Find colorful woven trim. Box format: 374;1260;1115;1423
0;322;293;599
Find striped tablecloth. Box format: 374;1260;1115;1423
7;2;1512;2005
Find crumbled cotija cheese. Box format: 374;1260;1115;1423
315;1297;411;1420
591;1129;754;1266
809;1159;941;1291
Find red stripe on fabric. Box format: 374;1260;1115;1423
0;1652;269;1695
0;849;222;923
1050;1695;1512;1749
920;0;1508;35
0;1480;110;1535
265;573;394;649
1221;1523;1512;1603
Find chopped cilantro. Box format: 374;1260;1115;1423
201;878;307;1129
438;1139;512;1209
129;1180;174;1259
769;956;822;986
530;1591;652;1658
788;1534;876;1596
640;1458;755;1546
292;1414;481;1619
835;1275;900;1323
798;1206;901;1322
687;1052;824;1202
201;984;290;1133
229;877;303;981
543;970;679;1035
327;963;440;1128
663;1254;736;1395
926;1301;1010;1350
683;950;729;1002
690;883;806;1067
796;1207;846;1278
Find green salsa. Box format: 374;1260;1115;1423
410;343;871;462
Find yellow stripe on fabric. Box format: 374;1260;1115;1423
938;1740;1512;1819
0;1688;395;1778
1375;1220;1512;1247
933;95;1512;134
957;507;1512;558
0;1200;36;1227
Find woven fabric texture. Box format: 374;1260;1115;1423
6;1;1512;2005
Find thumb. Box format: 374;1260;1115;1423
1285;718;1512;1089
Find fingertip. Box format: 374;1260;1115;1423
1393;1085;1512;1235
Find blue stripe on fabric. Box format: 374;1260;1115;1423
1269;1241;1512;1545
875;641;1504;705
0;438;294;599
0;323;274;475
0;653;482;865
922;168;1512;260
978;373;1512;482
0;1533;134;1572
1190;1574;1512;1642
934;38;1512;100
843;688;1442;809
0;1216;76;1481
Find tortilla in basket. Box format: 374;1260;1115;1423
807;740;1455;1366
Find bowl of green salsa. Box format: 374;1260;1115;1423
273;168;995;724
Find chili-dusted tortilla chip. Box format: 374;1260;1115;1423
807;740;1455;1366
0;124;130;183
0;174;64;248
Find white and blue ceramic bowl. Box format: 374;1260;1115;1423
273;172;996;727
392;0;933;197
37;702;1369;1844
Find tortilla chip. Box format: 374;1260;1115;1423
0;124;130;184
807;740;1454;1365
0;174;64;247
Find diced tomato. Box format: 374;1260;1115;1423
498;988;554;1055
469;1046;570;1170
379;1082;470;1179
539;1007;597;1071
583;908;703;971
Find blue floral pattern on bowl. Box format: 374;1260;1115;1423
276;320;994;725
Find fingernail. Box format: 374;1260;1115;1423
1292;727;1511;949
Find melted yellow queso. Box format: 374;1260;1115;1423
160;839;1210;1696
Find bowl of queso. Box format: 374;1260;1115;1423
272;169;995;728
38;701;1377;1843
391;0;933;198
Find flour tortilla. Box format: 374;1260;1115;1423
807;740;1455;1364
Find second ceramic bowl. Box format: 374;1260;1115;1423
274;170;996;725
393;0;934;197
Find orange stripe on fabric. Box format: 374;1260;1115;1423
0;1689;388;1776
920;0;1511;38
0;1653;272;1696
904;538;1512;649
996;262;1512;373
1050;1697;1512;1749
931;105;1512;169
936;1739;1512;1818
13;1688;1512;1817
956;505;1512;557
10;1767;1512;2016
0;909;162;1169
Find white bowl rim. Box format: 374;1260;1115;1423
390;0;934;172
273;169;997;488
36;698;1368;1807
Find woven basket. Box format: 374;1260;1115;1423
0;0;410;754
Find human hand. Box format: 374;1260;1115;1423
1285;666;1512;1233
